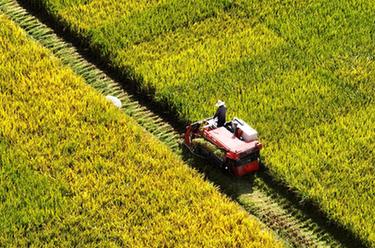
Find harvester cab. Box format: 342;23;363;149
184;117;263;176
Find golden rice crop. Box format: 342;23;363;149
0;13;283;247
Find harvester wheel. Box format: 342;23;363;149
194;145;209;158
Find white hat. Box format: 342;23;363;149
215;100;225;107
106;95;122;108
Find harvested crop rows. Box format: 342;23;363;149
0;9;287;247
22;0;374;246
0;1;367;247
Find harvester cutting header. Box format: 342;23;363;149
184;100;263;176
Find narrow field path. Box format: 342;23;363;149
0;1;365;247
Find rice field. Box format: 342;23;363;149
5;0;375;246
0;13;284;247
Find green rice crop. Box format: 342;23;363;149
192;138;226;159
0;13;282;247
24;0;375;245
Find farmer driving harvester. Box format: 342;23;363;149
213;100;226;127
184;99;263;176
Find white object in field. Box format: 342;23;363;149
105;95;122;108
232;117;258;141
215;100;225;107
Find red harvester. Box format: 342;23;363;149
184;117;263;176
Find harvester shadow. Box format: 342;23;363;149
180;146;256;199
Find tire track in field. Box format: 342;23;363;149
0;1;360;247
